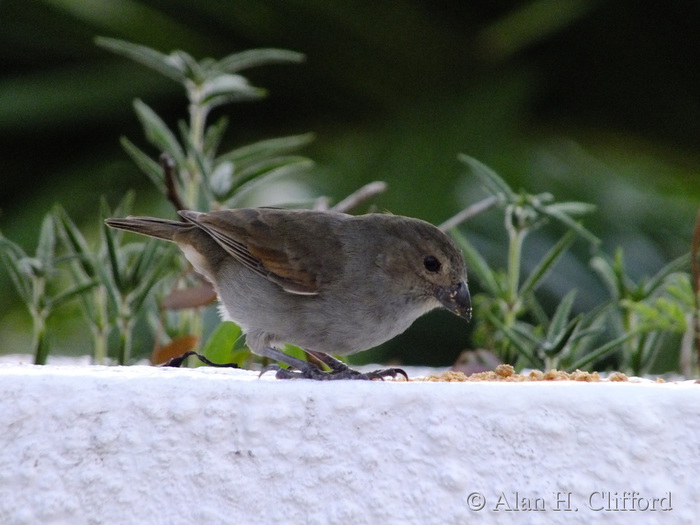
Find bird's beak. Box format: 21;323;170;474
435;280;472;321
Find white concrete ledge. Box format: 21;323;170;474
1;364;698;524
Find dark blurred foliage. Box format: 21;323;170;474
1;0;698;367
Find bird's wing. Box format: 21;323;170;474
179;209;343;295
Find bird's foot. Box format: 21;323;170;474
259;362;408;381
363;367;409;381
256;346;409;381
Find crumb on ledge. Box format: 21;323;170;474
421;364;630;382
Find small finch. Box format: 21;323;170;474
106;208;471;380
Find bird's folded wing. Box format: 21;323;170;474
180;209;342;295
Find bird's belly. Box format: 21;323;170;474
213;263;435;355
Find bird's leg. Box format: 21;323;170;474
305;350;409;380
304;350;350;373
258;346;330;380
305;350;409;381
259;347;408;381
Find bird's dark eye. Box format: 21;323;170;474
423;255;441;273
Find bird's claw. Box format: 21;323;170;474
365;367;410;381
259;363;409;381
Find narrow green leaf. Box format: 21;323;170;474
215;48;305;73
120;137;166;193
130;244;176;313
0;239;33;304
128;237;159;286
0;235;26;259
94;201;124;314
523;292;550;327
133;99;185;166
520;230;576;295
623;297;686;332
536;202;599;245
229;155;308;187
200;74;265;108
36;213;56;269
223;158;314;207
547;289;577;341
545;314;581;357
112;192;136;219
509;322;542;347
568;331;638;371
544;201;597;217
102;221;123;293
177;119;211;181
54;253;92;268
65;263;101;326
96;37;186;82
612;248;635;298
576;302;613;332
665;274;694;305
94;258;120;314
203;115;229;156
173;50;204;83
450;229;502;296
641;253;691;297
590;255;621;301
203;92;267;110
567;325;604;347
53;206;96;277
639;330;664;372
476;0;594;60
219;133;316;164
657;298;687;330
486;312;541;367
458;154;515;201
48;280;99;309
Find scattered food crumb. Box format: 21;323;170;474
608;372;628;382
421;364;631;382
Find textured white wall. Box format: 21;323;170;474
1;365;698;524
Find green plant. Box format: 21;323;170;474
0;39;317;365
447;155;696;375
96;37;315;213
591;249;691;375
447;155;604;369
2;37;696;376
0;215;97;364
0;38;391;366
93;38;388;367
54;196;180;365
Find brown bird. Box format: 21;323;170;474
105;208;471;380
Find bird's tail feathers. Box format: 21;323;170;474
104;216;189;241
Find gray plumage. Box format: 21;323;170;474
105;208;471;379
